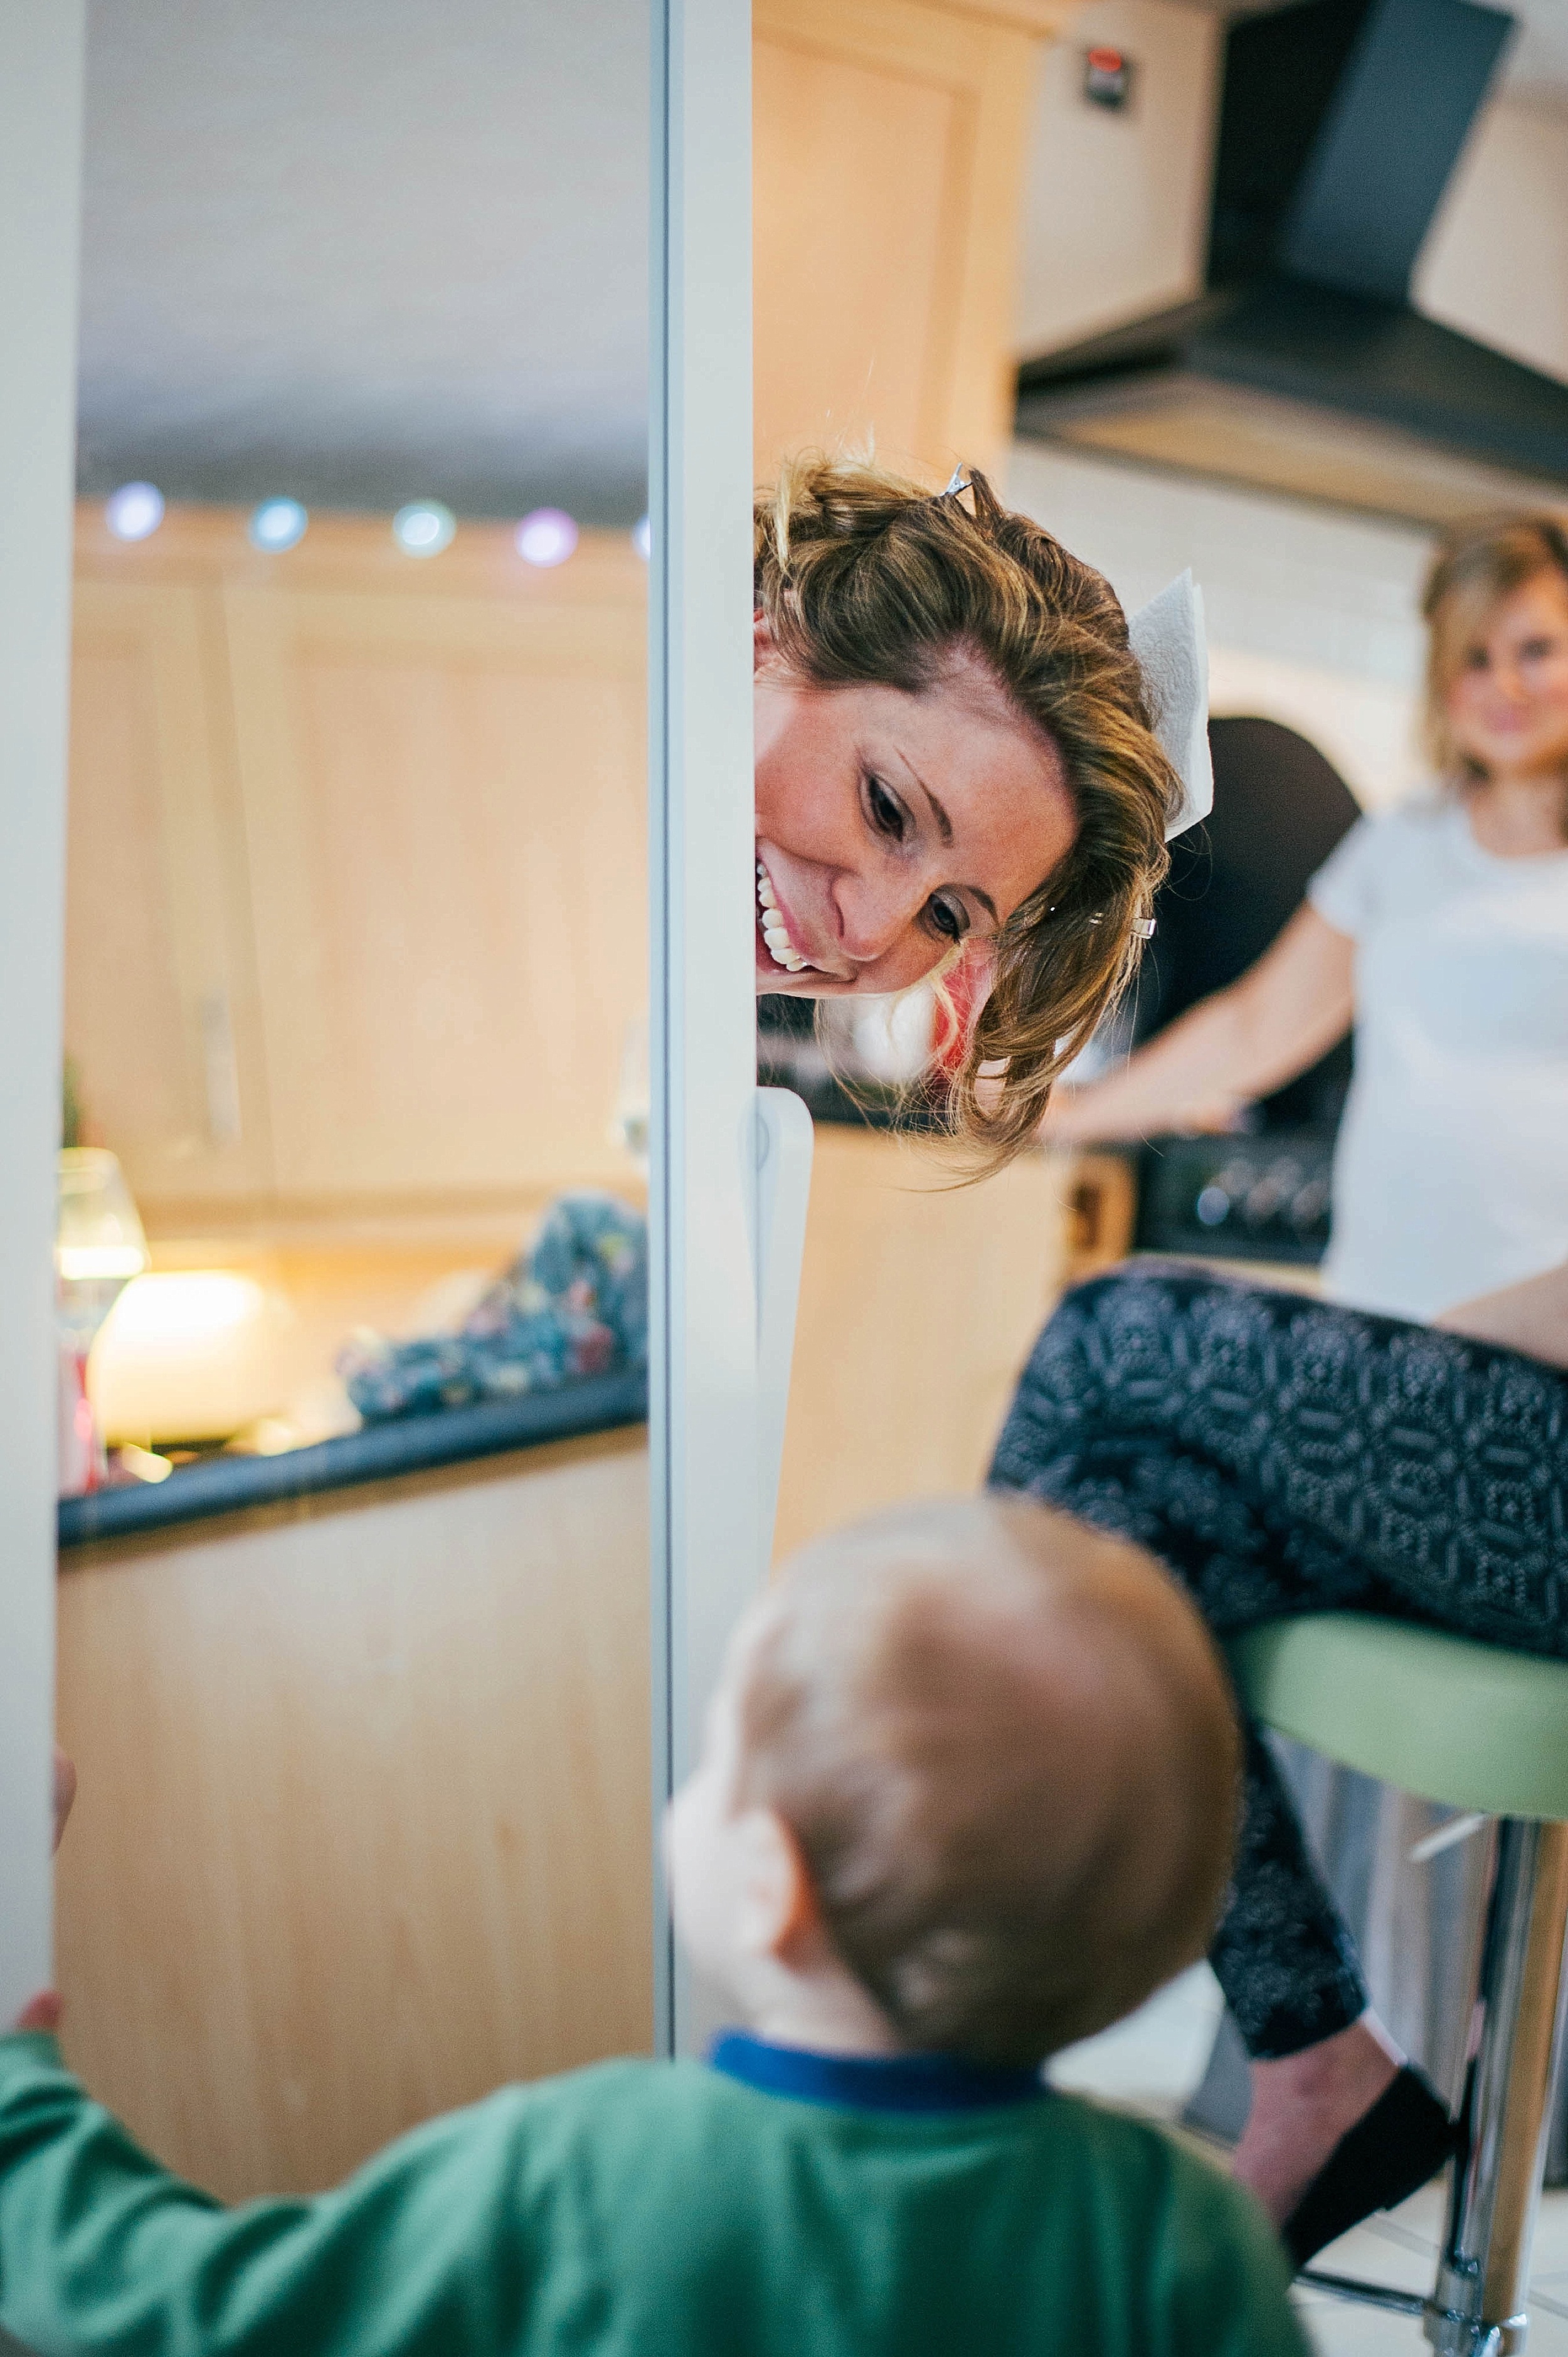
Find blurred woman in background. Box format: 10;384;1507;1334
1044;512;1568;1322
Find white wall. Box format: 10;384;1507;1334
1017;11;1568;400
1416;90;1568;385
1015;0;1217;359
1005;439;1433;812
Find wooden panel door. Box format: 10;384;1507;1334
753;0;1066;483
223;564;647;1205
65;578;273;1216
773;1126;1067;1561
57;1430;651;2198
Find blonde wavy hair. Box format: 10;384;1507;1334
756;453;1180;1170
1422;511;1568;824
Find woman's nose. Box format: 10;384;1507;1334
834;869;929;964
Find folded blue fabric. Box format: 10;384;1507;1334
341;1192;647;1423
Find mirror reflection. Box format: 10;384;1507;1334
55;0;654;2200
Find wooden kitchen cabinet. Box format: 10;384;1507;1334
67;509;647;1226
223;576;645;1205
57;1427;651;2198
753;0;1074;484
65;575;274;1213
774;1125;1067;1561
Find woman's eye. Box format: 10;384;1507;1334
867;776;906;838
926;895;968;943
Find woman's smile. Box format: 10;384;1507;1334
756;857;836;980
1448;571;1568;783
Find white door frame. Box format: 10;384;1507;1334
647;0;765;2058
0;0;87;2026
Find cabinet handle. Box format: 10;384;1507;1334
199;992;243;1147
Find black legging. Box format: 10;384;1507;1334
989;1266;1568;2060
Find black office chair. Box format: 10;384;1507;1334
1128;714;1362;1262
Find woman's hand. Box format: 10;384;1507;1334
1040;904;1355;1147
1435;1260;1568;1370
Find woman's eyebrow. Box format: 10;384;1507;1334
894;749;955;847
899;760;999;921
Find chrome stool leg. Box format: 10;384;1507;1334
1426;1819;1568;2356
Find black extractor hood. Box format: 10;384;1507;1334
1015;0;1568;527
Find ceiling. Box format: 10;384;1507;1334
77;0;1567;524
78;0;650;523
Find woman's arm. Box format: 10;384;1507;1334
1044;906;1356;1147
1434;1261;1568;1371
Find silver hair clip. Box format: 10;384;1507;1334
1074;909;1157;940
936;465;970;501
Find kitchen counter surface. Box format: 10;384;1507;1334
58;1369;647;1550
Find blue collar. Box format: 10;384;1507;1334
709;2031;1047;2114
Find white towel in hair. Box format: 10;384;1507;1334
1128;570;1213;840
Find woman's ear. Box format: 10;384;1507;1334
753;610;775;674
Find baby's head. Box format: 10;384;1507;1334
668;1495;1239;2067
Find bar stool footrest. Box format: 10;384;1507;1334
1296;2265;1428;2317
1297;2269;1526;2351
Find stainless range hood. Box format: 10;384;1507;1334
1016;0;1568;527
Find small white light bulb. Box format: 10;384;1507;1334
249;497;308;552
515;507;579;568
393;501;455;558
105;482;165;542
632;514;651;561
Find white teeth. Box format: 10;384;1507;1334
756;857;809;972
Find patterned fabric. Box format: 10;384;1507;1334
990;1266;1568;2059
341;1193;647;1423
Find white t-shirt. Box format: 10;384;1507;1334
1308;793;1568;1321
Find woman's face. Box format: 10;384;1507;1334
1445;569;1568;784
753;627;1076;997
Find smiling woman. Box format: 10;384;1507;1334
1047;509;1568;1322
752;454;1182;1170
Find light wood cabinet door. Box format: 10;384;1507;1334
65;578;273;1215
754;0;1066;483
774;1127;1067;1562
57;1431;652;2198
223;577;647;1205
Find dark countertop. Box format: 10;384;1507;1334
58;1370;649;1551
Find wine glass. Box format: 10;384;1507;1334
56;1148;147;1495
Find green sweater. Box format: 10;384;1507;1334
0;2031;1308;2356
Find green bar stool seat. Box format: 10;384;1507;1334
1229;1615;1568;2356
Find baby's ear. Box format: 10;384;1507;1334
734;1808;820;1962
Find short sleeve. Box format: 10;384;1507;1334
1306;813;1379;941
